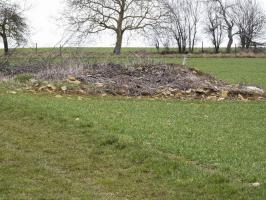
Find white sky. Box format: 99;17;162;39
2;0;266;48
24;0;128;47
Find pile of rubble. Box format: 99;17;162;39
1;63;265;100
74;63;265;100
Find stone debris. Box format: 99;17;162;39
1;63;265;100
251;182;260;187
61;86;67;91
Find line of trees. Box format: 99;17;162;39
0;0;265;55
149;0;266;54
205;0;266;53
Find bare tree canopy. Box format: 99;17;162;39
145;0;265;53
209;0;236;53
233;0;266;48
204;1;224;53
0;0;29;55
64;0;163;55
160;0;200;53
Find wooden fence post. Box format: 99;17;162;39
59;45;62;57
35;43;38;55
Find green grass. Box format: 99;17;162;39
0;87;265;199
188;58;266;89
162;57;266;89
1;49;266;199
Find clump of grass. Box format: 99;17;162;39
14;73;34;83
0;73;10;82
100;135;119;146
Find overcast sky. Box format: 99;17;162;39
3;0;266;48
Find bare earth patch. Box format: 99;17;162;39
1;63;265;100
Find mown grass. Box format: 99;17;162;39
0;86;265;199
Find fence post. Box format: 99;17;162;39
59;45;62;57
182;54;188;66
235;44;237;57
202;41;204;53
35;43;38;55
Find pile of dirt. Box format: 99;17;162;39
76;63;226;96
1;63;265;100
74;63;264;100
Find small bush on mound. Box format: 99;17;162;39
14;73;34;83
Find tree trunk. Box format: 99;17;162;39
240;33;246;48
226;28;233;53
188;25;192;53
113;1;125;56
175;36;182;54
2;34;8;55
114;31;123;55
214;43;220;53
226;37;233;53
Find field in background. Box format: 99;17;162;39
188;58;266;89
3;46;266;54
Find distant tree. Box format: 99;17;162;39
0;0;29;55
161;0;200;53
144;27;161;53
205;2;224;53
233;0;266;49
64;0;163;55
144;23;170;53
209;0;236;53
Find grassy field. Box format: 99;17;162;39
187;58;266;89
0;49;266;199
0;88;265;199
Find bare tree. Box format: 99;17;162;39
209;0;236;53
161;0;200;53
64;0;163;55
233;0;266;49
185;0;200;53
205;2;224;53
144;25;163;53
0;0;29;55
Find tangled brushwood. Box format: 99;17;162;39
0;63;265;100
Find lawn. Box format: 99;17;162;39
162;57;266;89
0;51;266;199
188;58;266;89
0;88;265;199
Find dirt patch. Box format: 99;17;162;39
1;63;265;100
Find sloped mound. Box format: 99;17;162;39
74;63;265;100
76;63;224;95
1;63;265;100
